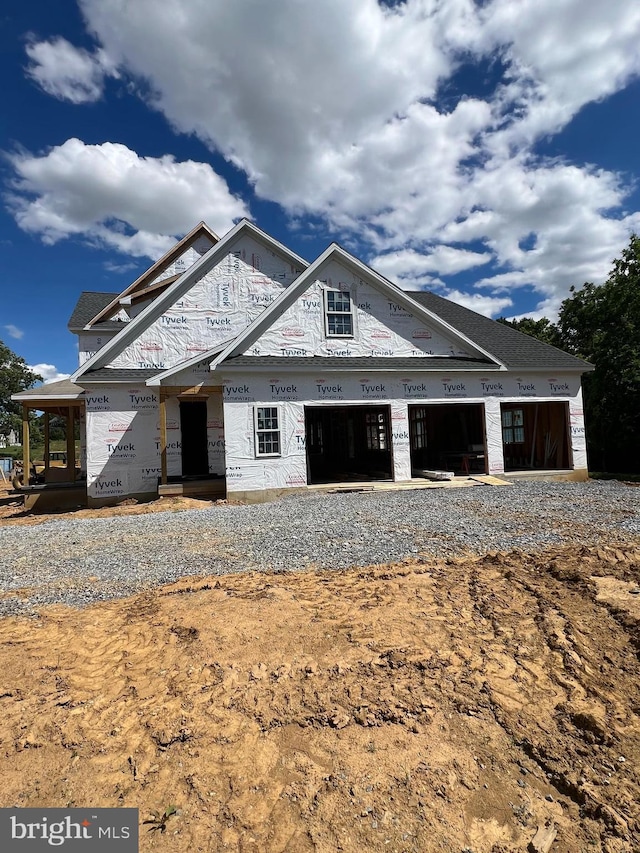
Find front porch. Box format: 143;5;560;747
11;379;88;512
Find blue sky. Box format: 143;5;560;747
2;0;639;382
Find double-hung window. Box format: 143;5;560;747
254;406;281;456
325;289;353;337
502;409;524;444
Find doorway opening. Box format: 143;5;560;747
179;400;209;478
501;401;570;470
305;405;393;484
409;403;486;475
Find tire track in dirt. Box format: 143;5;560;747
0;545;638;851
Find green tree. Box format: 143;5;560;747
0;340;42;445
557;234;640;472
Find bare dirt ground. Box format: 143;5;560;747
0;487;639;853
0;484;218;526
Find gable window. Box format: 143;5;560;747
325;289;353;337
254;406;281;456
502;409;524;444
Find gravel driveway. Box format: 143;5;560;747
1;479;639;615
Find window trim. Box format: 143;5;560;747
254;405;282;458
324;287;354;338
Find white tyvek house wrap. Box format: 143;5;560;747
245;259;474;359
85;385;227;497
224;400;308;493
483;397;505;475
109;234;302;371
222;371;584;494
85;385;160;499
390;403;412;481
148;236;215;287
166;359;220;387
569;387;588;470
206;393;226;476
222;372;581;404
78;331;119;366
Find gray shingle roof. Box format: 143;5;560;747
12;378;85;402
406;291;592;371
221;356;500;371
78;368;161;383
67;292;119;330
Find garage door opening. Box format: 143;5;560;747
409;403;486;476
501;401;570;471
305;406;393;484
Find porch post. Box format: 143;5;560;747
43;412;50;480
22;405;30;486
159;390;168;485
66;406;76;482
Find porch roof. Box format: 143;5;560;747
12;378;85;407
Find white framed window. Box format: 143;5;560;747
502;408;525;444
254;406;281;456
324;289;353;337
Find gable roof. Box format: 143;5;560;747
86;221;220;328
407;292;593;372
71;219;308;383
210;243;500;370
68;292;118;331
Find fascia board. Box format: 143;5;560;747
72;220;258;383
331;246;504;367
87;221;220;327
11;392;83;401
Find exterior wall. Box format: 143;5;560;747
85;384;161;501
109;234;302;371
222;371;587;496
248;258;473;359
84;383;225;501
78;330;119;366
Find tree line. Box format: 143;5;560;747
499;234;640;474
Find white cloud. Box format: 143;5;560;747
18;0;640;309
7;139;249;258
28;364;71;384
4;324;24;340
25;37;118;104
103;260;139;274
373;246;493;282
